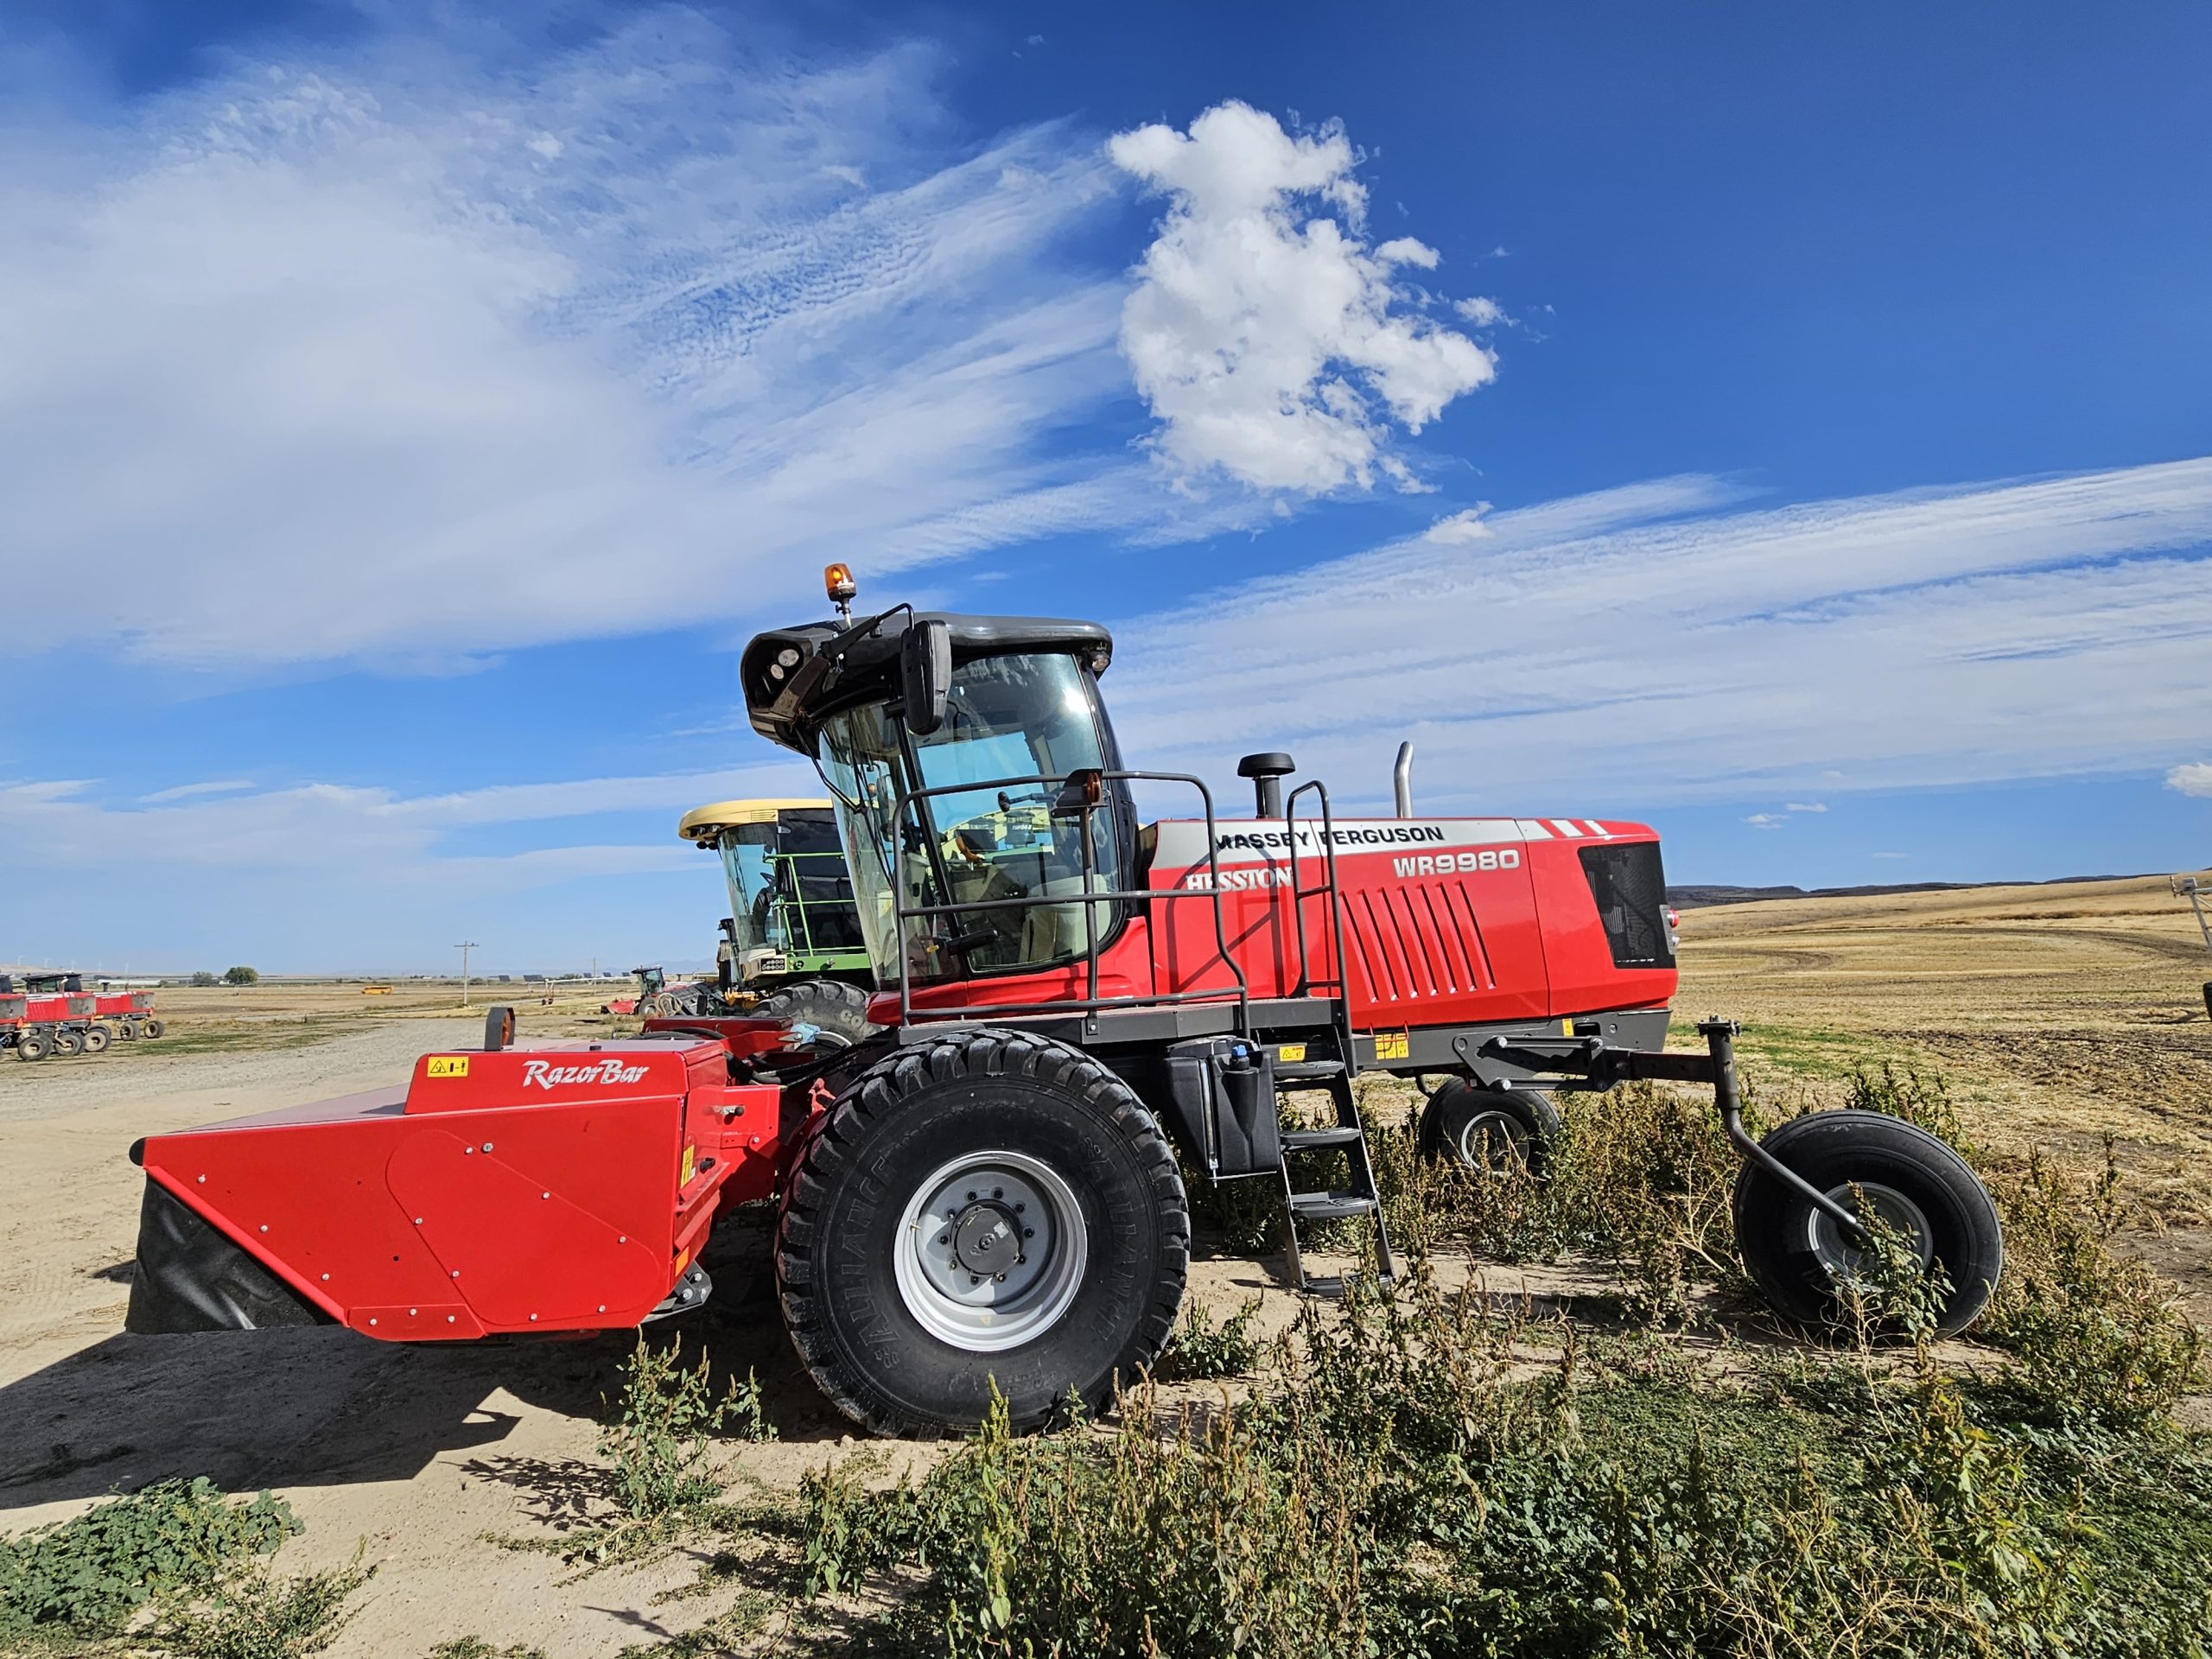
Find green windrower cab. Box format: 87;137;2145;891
676;798;878;1044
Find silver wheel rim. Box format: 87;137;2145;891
1807;1180;1933;1282
893;1150;1088;1353
1449;1106;1530;1174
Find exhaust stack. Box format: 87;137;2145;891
1393;742;1414;818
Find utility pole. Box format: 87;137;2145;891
455;941;479;1007
2174;876;2212;1023
2177;875;2212;955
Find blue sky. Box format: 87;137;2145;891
3;1;2209;975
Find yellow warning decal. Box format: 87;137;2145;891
427;1056;470;1078
1277;1043;1307;1064
1562;1019;1574;1036
680;1144;696;1185
1375;1030;1410;1062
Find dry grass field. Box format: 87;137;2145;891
1;878;2207;1655
1674;873;2212;1315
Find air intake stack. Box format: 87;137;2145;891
1236;752;1295;819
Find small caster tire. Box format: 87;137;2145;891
1732;1109;2002;1337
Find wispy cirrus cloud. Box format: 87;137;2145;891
137;779;257;804
1110;457;2212;811
0;12;1168;672
0;760;817;874
0;762;822;971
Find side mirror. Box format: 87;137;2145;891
902;618;952;735
1052;767;1104;819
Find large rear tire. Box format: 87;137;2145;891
13;1028;49;1062
1732;1110;2002;1337
1418;1078;1562;1176
81;1024;111;1054
777;1027;1188;1437
756;978;877;1047
142;1018;166;1039
51;1027;84;1058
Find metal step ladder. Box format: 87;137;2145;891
1274;1029;1396;1294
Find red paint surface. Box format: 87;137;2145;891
137;1037;783;1341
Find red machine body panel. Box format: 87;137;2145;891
133;1038;783;1339
892;814;1675;1032
25;993;95;1023
94;990;156;1019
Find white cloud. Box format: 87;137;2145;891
0;761;817;874
1374;237;1440;269
1423;506;1494;544
1108;101;1496;495
1107;458;2212;813
1745;812;1783;830
2170;763;2212;798
138;779;257;803
1785;802;1827;813
1454;296;1507;327
0;755;830;971
0;14;1171;672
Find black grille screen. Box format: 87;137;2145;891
1579;842;1672;969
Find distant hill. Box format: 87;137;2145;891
1667;874;2155;911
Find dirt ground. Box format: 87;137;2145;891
3;881;2209;1655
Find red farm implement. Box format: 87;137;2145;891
125;568;2005;1437
93;988;165;1041
6;985;107;1061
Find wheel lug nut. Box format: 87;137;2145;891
993;1187;1003;1198
966;1192;977;1202
1014;1202;1026;1213
1023;1227;1035;1237
970;1274;982;1286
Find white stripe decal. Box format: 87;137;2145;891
1548;819;1585;837
1150;817;1532;870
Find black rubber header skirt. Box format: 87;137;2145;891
124;1180;329;1333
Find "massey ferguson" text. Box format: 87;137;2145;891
1215;823;1448;855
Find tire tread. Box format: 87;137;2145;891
776;1026;1189;1438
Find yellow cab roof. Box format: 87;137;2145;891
677;798;833;843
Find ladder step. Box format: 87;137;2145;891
1281;1127;1363;1151
1288;1190;1378;1222
1296;1270;1397;1298
1274;1059;1347;1083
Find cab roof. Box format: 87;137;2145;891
741;609;1112;753
676;798;833;844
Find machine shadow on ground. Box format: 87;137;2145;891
0;1217;842;1510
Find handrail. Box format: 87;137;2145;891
1285;777;1357;1068
887;769;1249;1038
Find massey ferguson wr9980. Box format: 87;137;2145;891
125;568;2002;1437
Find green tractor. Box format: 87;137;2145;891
673;798;878;1044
